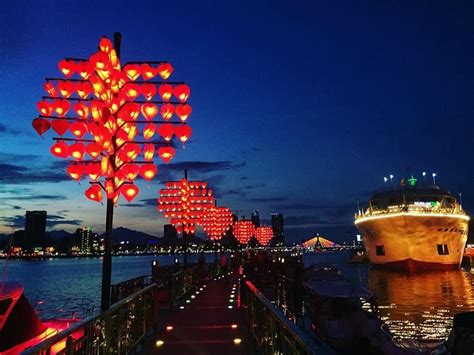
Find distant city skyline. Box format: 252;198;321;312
1;1;473;244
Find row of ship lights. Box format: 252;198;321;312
383;172;438;185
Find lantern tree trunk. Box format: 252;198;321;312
101;198;114;311
183;231;188;267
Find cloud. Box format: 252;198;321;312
5;194;67;201
0;163;70;185
163;161;246;175
0;123;21;135
249;196;287;203
0;214;82;229
218;184;267;198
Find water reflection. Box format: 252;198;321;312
368;269;474;340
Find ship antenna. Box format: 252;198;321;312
459;193;463;210
356;199;361;215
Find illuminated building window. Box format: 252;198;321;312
437;244;449;255
375;245;385;256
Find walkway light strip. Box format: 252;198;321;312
355;212;470;225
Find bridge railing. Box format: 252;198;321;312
22;284;158;355
241;280;334;355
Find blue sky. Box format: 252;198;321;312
0;1;473;243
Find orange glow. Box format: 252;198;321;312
90;101;105;122
143;123;157;140
66;164;84;180
70;121;88;138
121;184;139;202
141;103;159;121
37;101;53;116
158;84;173;101
173;84;191;102
50;141;69;158
174;125;192;143
158;146;175;163
141;83;157;100
58;59;75;77
157;62;173;79
124;64;141;81
158;123;174;142
160;104;174;120
140;164;157;180
69;142;86;160
175;104;192;122
51;119;69;136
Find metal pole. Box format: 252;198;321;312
100;32;121;311
183;169;188;267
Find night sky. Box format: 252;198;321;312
0;1;473;244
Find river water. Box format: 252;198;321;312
3;252;474;340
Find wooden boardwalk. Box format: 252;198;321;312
142;271;255;354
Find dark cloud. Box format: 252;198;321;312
0;214;82;229
6;194;67;201
240;176;249;180
0;215;24;228
0;123;20;135
0;163;69;185
249;197;288;203
163;161;245;175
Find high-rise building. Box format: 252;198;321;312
271;213;284;245
251;210;260;228
77;227;92;254
24;210;47;252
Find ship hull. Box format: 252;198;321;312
356;214;469;272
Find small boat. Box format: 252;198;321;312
303;265;446;354
0;281;82;354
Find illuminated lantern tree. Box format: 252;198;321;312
32;33;193;310
232;220;256;245
157;172;214;265
200;206;233;241
255;226;273;246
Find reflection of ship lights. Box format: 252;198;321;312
355;212;470;225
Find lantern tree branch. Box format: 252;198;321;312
38;115;188;125
52;136;176;147
41;96;186;105
45;77;186;85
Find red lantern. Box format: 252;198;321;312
158;84;173;101
50;141;69;158
123;64;141;81
122;143;141;161
86;163;101;181
175;104;192;122
124;83;141;100
70;121;88;138
99;37;113;53
89;52;110;71
141;64;157;80
174;125;192;143
51;119;69;136
57;81;75;98
86;143;102;159
140;164;157;180
158;146;175;163
53;99;71;117
43;82;57;97
32;118;50;136
66;164;84;180
158;123;174;142
233;220;255;245
157;63;173;80
123;164;140;180
121;184;139;202
69;142;86;160
141;103;158;121
173;84;190;102
141;83;157;100
143;143;155;161
255;226;273;246
76;82;93;99
74;102;89;119
37;101;53;116
77;61;94;80
58;59;76;78
143;123;157;140
160;104;174;120
85;184;103;203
